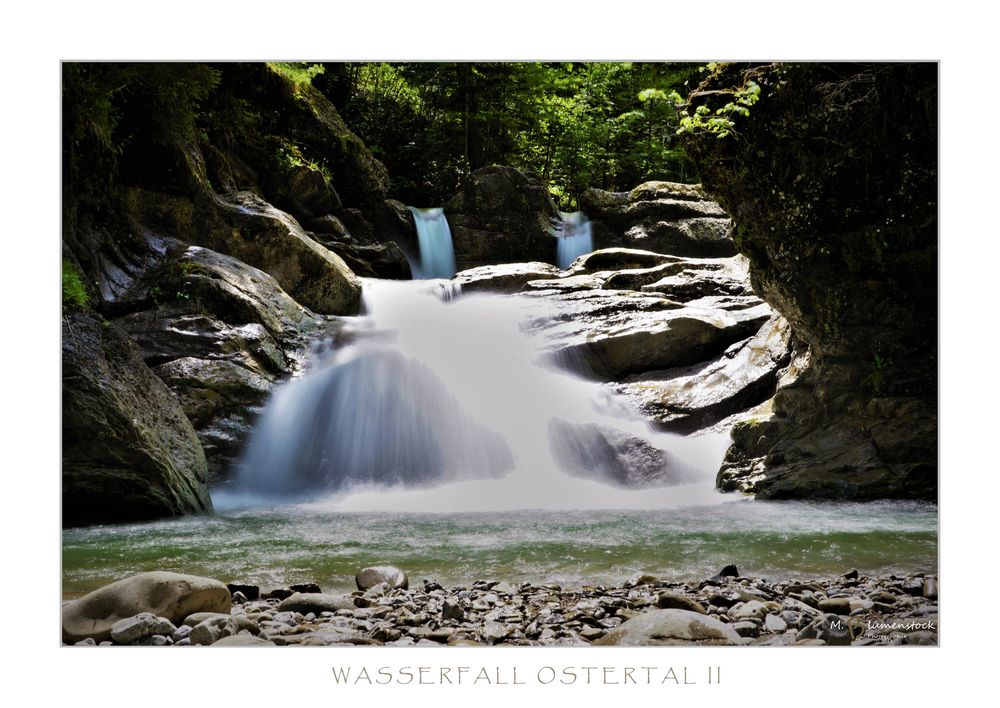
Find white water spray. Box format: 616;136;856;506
219;279;731;513
555;211;594;269
409;207;456;279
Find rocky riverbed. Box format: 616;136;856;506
63;566;938;647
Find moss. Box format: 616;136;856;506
62;259;90;310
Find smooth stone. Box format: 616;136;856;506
74;638;97;646
109;613;177;644
732;621;760;637
656;591;706;614
728;600;768;621
818;598;852;615
62;572;231;643
182;612;259;635
276;592;356;614
764;613;788;633
210;634;276;647
356;566;409;591
191;616;241;646
231;591;248;605
595;609;744;646
922;577;938;600
579;626;606;641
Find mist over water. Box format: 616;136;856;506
219;278;730;513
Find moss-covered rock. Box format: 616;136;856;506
680;62;937;500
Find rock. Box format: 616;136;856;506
481;621;511;644
818;598;852;615
319;239;412;280
62;572;231;643
583;182;735;258
62;315;212;525
595;609;744;646
444;166;560;270
226;584;260;601
843;569;859;580
230;591;248;605
172;624;192;642
442;599;465;622
210;634;276;647
579;626;606;641
356;566;409;591
181;613;258;635
74;638;97;647
109;613;177;644
796;614;858;646
681;63;937;502
262;588;294;601
191;616;241;645
453;262;562;294
620;313;793;433
276;593;356;614
728;600;768;622
289;582;323;594
718;564;740;579
732;621;760;637
922;577;938;600
273;164;341;220
657;592;706;614
548;420;701;487
764;613;788;633
527;281;772;380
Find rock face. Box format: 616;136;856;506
113;243;323;479
444;166;560;269
61;572;231;643
62;313;212;525
594;609;744;646
582;181;735;258
680;62;937;500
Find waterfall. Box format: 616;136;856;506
555;211;594;269
221;279;730;511
409;207;456;279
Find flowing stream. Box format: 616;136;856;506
62;278;937;596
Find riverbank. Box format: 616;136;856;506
64;567;938;647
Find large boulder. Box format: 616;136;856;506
62;572;231;643
62;313;212;525
126;188;362;316
444;166;560;269
679;62;937;500
594;609;744;646
582;182;735;258
452;262;561;294
113;244;323;479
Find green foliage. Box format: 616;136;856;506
865;348;892;395
268;62;325;88
322;62;701;206
62;259;90;310
677;80;761;140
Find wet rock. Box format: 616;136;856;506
453;262;562;294
548;420;701;487
277;593;356;614
262;588;293;601
62;315;212;525
289;583;322;594
657;592;707;614
444;166;560;270
595;609;744;646
843;569;859;580
227;584;260;601
62;572;231;644
110;613;177;644
356;566;409;591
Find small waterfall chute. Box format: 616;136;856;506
409;207;456;279
554;211;594;269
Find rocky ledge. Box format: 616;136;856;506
64;566;937;647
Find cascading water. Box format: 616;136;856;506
408;207;456;279
220;279;731;513
554;211;594;269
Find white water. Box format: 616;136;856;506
408;207;456;279
220;279;732;514
555;211;594;269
